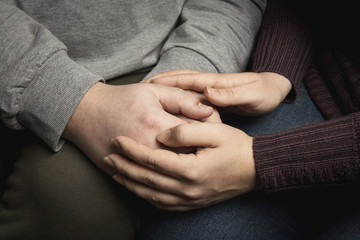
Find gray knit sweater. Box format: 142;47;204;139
0;0;266;151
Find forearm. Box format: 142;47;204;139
20;52;102;151
0;3;102;151
250;0;313;102
146;0;267;78
253;112;360;192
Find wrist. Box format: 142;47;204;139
62;82;106;142
249;136;263;191
259;72;292;101
248;136;260;190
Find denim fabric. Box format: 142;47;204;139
138;191;313;240
221;83;325;136
137;84;360;240
138;188;360;240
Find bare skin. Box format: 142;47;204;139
106;122;256;211
147;70;292;116
62;81;217;175
104;70;291;210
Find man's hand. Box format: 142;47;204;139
148;71;292;116
104;123;258;211
62;82;216;175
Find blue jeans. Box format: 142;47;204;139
137;84;360;240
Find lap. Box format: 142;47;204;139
221;83;325;136
138;191;314;240
0;133;139;240
317;203;360;240
0;72;148;240
138;84;359;240
139;188;360;240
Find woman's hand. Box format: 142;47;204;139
147;71;292;116
104;122;258;211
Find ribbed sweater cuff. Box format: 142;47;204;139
250;1;312;102
19;51;103;151
253;113;360;192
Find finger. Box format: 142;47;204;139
204;85;258;107
106;154;184;196
114;174;198;212
176;111;221;124
185;90;221;122
112;136;192;178
176;114;201;123
149;73;218;91
149;73;246;91
202;108;222;123
112;173;186;207
157;84;214;120
151;203;196;212
157;122;224;148
144;69;200;82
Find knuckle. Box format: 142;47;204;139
183;187;203;200
225;88;236;99
138;111;160;130
116;162;128;176
143;152;156;168
149;194;161;204
141;174;155;187
184;167;200;182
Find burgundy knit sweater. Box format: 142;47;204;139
251;0;360;192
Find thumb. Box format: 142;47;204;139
157;123;221;148
204;86;251;107
159;86;214;120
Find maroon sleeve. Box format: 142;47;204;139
253;113;360;192
250;0;313;102
250;0;360;192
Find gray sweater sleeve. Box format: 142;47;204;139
146;0;267;78
0;3;102;151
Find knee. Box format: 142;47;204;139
0;142;139;240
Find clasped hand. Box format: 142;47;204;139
104;70;291;211
62;81;218;175
146;70;292;116
105;122;256;211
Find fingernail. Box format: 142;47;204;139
205;86;217;96
205;86;211;95
157;129;171;143
103;156;115;167
112;174;124;185
111;138;120;148
198;102;212;111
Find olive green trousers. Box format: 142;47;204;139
0;73;149;240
